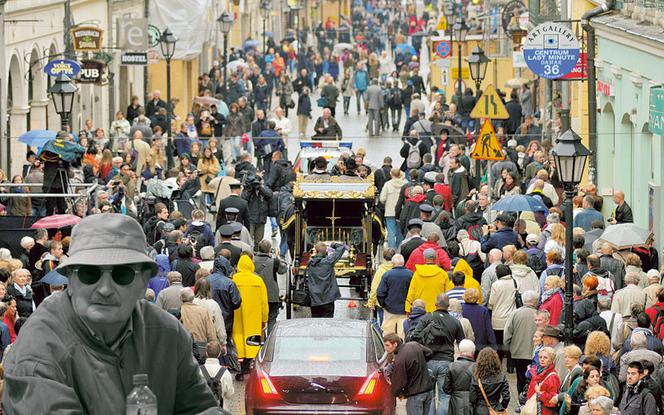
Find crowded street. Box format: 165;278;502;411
2;0;664;414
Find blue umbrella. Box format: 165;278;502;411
41;269;68;286
18;130;57;148
491;194;549;214
395;43;416;55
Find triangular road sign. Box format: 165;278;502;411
470;84;510;120
436;15;447;31
471;120;505;161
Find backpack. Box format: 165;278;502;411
527;253;546;275
653;305;664;341
464;251;485;282
419;312;450;345
466;224;483;241
406;140;423;169
200;365;226;405
128;140;139;171
188;226;208;250
391;88;402;107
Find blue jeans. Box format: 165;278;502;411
407;390;433;415
385;217;403;249
427;360;450;415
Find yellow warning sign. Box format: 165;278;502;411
470;84;510;120
436;15;447;31
471;120;505;161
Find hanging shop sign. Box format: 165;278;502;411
78;60;105;84
121;52;149;65
43;59;81;78
649;87;664;136
523;22;580;79
71;26;104;52
560;52;588;81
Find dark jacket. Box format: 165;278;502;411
455;212;487;236
242;184;273;225
251;118;268;140
210;257;242;333
174;258;200;288
265;159;295;191
619;381;658;415
213;241;242;268
404;306;427;339
216;194;250;230
449;166;470;206
146;98;166;118
461;303;497;350
297;93;312;116
3;294;217;414
481;228;520;253
505;99;522;135
6;284;34;319
399;236;426;264
377;267;413;315
469;373;511;415
389;341;434;398
572;298;609;348
399;137;429;171
307;244;345;307
443;356;475;415
254;83;270;106
410;309;465;361
312;116;343;140
398;194;427;234
253;253;287;303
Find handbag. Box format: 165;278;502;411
291;265;311;306
477;376;508;415
317;96;329;108
521;372;556;415
512;277;523;308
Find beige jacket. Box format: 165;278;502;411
611;284;647;318
379;177;406;217
180;302;217;343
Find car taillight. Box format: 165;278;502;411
356;371;380;398
258;370;280;397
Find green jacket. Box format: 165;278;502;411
3;293;219;414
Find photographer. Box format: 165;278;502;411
241;173;273;251
108;163;137;215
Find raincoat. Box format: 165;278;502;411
405;263;450;313
232;256;268;360
450;259;482;303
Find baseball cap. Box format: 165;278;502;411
526;234;539;245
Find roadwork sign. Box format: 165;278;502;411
436;15;447;31
470;84;509;119
471;120;505;161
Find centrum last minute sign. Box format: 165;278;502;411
650;87;664;136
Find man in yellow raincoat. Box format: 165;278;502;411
406;248;450;313
447;258;482;303
232;254;269;381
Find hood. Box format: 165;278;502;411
453;259;473;280
156;254;171;276
407;193;427;203
460;212;484;226
237;255;255;273
414;263;445;278
275;158;291;168
378;262;394;273
510;264;534;278
213;256;233;276
574;298;598;322
409;306;427;318
387;177;406;190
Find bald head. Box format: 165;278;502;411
412;299;426;309
392;254;405;267
489;249;503;264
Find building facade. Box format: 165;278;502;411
593;2;664;252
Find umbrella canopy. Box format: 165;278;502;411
505;77;530;89
491;195;549;213
19;130;58;148
31;214;82;229
226;59;246;74
598;223;651;250
41;269;68;286
244;39;259;48
395;43;416;55
333;42;354;52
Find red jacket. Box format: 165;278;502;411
527;365;561;415
646;302;664;327
405;241;451;272
433;183;453;212
539;291;564;326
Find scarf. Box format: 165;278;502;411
541;288;561;304
505;180;516;191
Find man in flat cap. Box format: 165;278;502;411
3;214;222;414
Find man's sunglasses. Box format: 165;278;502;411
74;265;140;286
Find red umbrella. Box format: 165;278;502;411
31;214;82;229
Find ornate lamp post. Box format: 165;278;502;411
467;46;491;93
159;27;177;169
49;73;77;131
217;11;235;89
260;1;271;55
453;17;469;97
551;129;591;344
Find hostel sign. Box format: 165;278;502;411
650;87;664;136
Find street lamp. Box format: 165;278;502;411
217;11;234;91
49;73;77;131
551;129;591;345
289;0;303;56
159;27;177;169
453;17;469;97
260;1;270;55
467;46;491;93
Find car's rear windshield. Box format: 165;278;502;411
273;336;365;362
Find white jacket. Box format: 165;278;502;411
510;264;541;297
379;177;406;217
489;275;517;330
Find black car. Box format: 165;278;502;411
245;319;395;414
